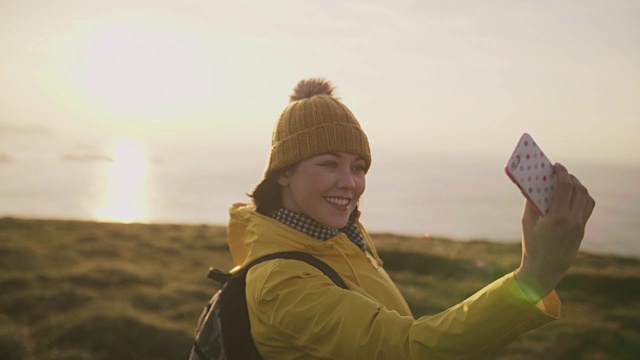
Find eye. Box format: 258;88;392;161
353;164;366;173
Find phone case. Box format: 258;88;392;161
505;133;555;216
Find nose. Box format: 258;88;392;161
336;167;356;189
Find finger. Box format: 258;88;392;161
583;195;596;224
569;175;589;217
548;163;572;214
567;175;596;225
522;199;539;230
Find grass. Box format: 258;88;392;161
0;217;638;359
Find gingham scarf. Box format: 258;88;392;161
272;208;366;253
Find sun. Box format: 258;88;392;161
78;23;215;111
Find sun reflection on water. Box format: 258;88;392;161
95;137;149;222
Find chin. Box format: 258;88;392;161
313;208;353;229
324;217;349;229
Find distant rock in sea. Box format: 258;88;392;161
60;153;113;162
0;124;53;137
60;144;113;162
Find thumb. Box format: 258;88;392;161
522;199;539;231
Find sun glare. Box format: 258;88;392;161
95;137;149;222
79;23;215;111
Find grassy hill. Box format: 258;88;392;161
1;218;638;359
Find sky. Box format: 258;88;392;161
1;0;639;166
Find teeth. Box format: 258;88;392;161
325;197;349;206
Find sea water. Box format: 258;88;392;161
1;134;638;259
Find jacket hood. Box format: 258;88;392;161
226;203;383;272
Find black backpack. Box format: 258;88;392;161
189;251;348;360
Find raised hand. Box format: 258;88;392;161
514;163;596;302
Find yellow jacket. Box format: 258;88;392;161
227;203;560;359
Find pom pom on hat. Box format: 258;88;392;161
289;78;336;102
265;78;371;177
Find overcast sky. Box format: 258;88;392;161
2;0;639;165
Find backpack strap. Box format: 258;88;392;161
242;251;348;288
208;251;348;289
217;251;348;360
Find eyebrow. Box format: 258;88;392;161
325;152;365;162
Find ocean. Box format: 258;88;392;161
1;132;639;259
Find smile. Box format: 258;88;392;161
324;197;350;207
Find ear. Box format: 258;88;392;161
277;171;292;186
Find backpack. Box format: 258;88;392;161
189;251;348;360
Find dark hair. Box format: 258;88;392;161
248;165;294;217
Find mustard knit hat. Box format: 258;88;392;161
265;78;371;177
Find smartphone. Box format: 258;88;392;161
505;133;555;216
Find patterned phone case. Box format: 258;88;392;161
505;133;555;215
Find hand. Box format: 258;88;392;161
514;163;596;302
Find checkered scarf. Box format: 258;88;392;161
272;208;366;253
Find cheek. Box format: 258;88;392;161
307;170;334;188
356;177;366;197
291;172;327;198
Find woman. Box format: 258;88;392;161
225;78;595;359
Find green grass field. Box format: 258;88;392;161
1;217;638;359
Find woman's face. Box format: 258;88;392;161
278;152;366;229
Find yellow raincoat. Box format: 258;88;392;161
227;203;560;359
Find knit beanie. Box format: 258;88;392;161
265;78;371;177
